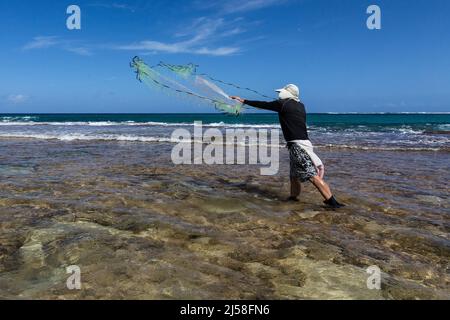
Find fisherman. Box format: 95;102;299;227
231;84;345;209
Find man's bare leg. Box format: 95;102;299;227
310;175;332;200
310;175;345;208
288;177;301;201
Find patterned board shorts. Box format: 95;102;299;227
288;143;318;182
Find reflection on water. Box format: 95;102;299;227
0;139;449;299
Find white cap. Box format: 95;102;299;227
276;84;300;101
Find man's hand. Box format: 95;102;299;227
316;165;325;179
230;96;245;103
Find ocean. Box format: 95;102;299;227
0;112;449;299
1;113;449;151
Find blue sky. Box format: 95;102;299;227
0;0;449;113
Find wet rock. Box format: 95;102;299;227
192;197;248;214
416;195;445;206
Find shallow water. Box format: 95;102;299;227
1;113;449;152
0;138;448;300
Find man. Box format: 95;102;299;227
231;84;345;209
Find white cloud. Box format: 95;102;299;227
193;47;240;56
7;94;29;104
22;36;93;56
21;16;253;57
195;0;287;14
115;17;242;56
221;27;245;37
88;2;136;12
65;47;93;56
117;40;239;56
223;0;282;13
23;36;59;50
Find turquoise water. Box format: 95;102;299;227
1;113;450;130
0;113;449;151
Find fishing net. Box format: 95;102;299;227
130;57;272;115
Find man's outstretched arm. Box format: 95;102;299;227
230;96;282;112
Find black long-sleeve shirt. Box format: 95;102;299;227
244;99;309;141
